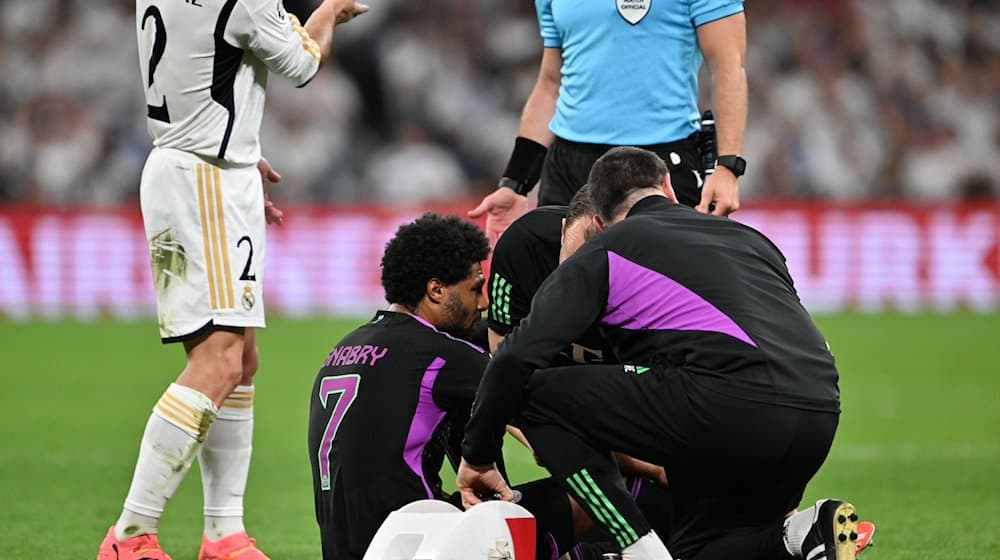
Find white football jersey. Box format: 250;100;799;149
136;0;321;166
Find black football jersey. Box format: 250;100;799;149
488;206;613;364
308;310;488;559
466;196;841;464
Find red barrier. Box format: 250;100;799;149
0;200;997;318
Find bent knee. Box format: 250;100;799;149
215;345;246;387
193;332;246;386
241;343;259;382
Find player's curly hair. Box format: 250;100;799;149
381;213;490;308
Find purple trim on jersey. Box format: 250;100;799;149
570;544;584;560
408;313;487;353
544;531;559;560
402;356;447;498
628;476;643;499
602;251;757;347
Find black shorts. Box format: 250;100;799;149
520;364;839;559
539;135;704;208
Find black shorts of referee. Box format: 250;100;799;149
539;133;703;208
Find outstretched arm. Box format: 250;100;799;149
303;0;369;64
236;0;368;87
469;48;562;245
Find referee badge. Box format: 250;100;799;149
617;0;650;25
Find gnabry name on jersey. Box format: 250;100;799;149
323;344;389;367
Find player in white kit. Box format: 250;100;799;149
97;1;368;559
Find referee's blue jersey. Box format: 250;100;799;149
537;0;743;145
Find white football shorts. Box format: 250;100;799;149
140;147;266;342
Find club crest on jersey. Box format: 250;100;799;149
242;285;256;310
616;0;651;25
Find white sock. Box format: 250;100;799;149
116;383;218;541
199;384;254;540
783;500;823;557
622;530;673;560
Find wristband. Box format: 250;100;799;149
500;137;548;196
496;177;524;194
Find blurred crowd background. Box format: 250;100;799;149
0;0;997;206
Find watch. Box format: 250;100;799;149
715;155;747;177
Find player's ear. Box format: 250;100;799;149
426;278;446;305
593;214;607;231
662;174;678;203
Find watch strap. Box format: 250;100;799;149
716;155;746;177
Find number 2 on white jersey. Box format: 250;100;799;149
141;5;171;123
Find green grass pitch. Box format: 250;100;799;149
1;313;998;558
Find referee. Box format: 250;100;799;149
470;0;748;243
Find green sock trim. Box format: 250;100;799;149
567;473;627;548
580;469;639;544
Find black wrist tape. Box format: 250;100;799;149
501;137;548;195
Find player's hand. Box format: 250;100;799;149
258;157;285;226
637;463;669;487
614;452;668;486
329;0;369;24
468;186;532;247
456;459;514;509
696;166;740;216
